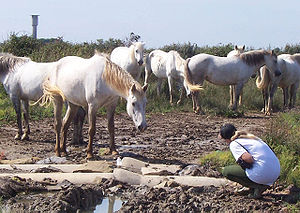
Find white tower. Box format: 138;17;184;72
32;15;39;39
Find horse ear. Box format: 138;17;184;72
242;45;245;50
142;83;148;92
131;84;137;93
234;45;238;50
271;50;275;55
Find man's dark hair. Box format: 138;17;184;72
220;123;237;139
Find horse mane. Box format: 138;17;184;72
290;54;300;65
239;50;270;66
102;57;143;97
0;53;31;73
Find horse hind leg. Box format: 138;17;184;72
71;106;86;145
11;96;22;140
21;100;30;140
229;85;234;107
289;83;299;108
53;96;63;157
60;102;79;156
167;76;174;105
177;86;184;105
157;78;162;96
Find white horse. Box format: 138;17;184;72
256;53;300;115
40;52;148;159
110;42;145;80
144;50;190;105
227;45;245;107
184;50;281;113
0;53;85;143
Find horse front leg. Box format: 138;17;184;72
229;85;234;107
106;104;118;155
53;97;63;157
60;102;79;156
231;83;243;111
71;106;86;145
11;96;22;140
87;105;97;159
21;100;30;140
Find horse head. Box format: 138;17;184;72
126;83;148;132
132;42;145;66
264;50;281;77
227;45;245;57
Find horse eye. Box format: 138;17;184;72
132;102;136;107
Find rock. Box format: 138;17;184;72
73;161;113;173
0;157;41;164
36;156;67;164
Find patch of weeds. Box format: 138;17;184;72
199;150;235;172
215;109;244;118
98;148;108;156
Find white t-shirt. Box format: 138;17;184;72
230;138;280;185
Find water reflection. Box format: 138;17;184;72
94;196;123;213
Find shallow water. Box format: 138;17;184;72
90;196;124;213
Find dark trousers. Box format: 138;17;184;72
222;165;265;189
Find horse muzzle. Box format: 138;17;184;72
275;70;281;77
138;60;143;66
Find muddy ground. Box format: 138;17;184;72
0;111;299;212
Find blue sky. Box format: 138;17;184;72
1;0;300;49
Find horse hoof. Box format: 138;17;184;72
60;151;67;157
14;134;21;140
87;153;93;159
111;151;119;155
21;134;29;141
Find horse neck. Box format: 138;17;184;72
103;59;136;99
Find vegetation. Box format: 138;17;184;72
0;33;300;196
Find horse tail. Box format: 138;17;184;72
36;78;66;107
183;58;203;92
144;53;153;85
256;66;270;90
145;53;152;73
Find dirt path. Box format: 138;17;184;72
1;111;296;212
0;111;271;164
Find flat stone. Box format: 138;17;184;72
73;161;113;173
0;157;41;164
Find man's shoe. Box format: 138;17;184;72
248;185;270;199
